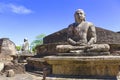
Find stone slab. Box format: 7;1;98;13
44;56;120;61
26;58;49;71
44;56;120;77
57;52;110;56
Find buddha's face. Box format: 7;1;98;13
74;9;85;23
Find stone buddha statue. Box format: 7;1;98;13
56;9;110;55
21;38;29;52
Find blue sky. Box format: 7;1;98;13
0;0;120;46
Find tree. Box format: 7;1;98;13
30;33;46;52
16;46;21;51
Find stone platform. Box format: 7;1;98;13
11;53;34;63
27;58;45;69
26;58;51;71
44;56;120;78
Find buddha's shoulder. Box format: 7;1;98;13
68;23;76;27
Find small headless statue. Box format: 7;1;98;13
21;38;29;53
56;9;110;55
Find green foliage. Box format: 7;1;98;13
30;33;46;52
16;46;21;51
36;34;46;39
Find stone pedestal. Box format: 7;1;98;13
27;58;46;70
11;54;34;63
26;57;51;72
44;56;120;77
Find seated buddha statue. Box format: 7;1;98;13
56;9;110;55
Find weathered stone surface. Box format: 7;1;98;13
43;28;67;44
35;27;120;56
11;53;34;63
0;38;16;55
44;56;120;77
4;62;25;74
0;54;13;61
26;58;50;71
43;27;120;44
36;43;64;56
0;62;4;72
6;69;15;77
57;52;110;56
56;44;110;53
0;38;17;62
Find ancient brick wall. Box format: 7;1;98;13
43;27;120;44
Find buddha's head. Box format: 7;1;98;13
74;9;86;23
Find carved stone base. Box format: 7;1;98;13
11;54;34;63
26;58;51;71
44;56;120;77
57;52;110;56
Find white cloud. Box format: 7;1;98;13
0;3;33;14
9;4;33;14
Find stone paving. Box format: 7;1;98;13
0;72;42;80
0;72;119;80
